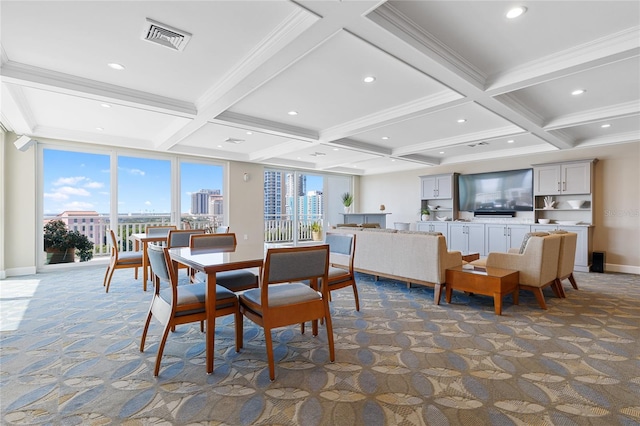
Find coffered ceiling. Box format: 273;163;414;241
2;1;639;175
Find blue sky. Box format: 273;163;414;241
43;149;322;216
43;149;223;215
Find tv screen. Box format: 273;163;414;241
458;169;533;213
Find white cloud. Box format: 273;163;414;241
145;201;152;205
53;176;87;186
44;192;68;201
57;186;91;196
129;168;145;176
84;181;104;189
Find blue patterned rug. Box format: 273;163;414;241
1;266;639;425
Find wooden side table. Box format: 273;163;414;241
445;266;519;315
461;252;480;263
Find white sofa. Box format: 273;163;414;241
329;228;463;304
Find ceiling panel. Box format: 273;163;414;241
226;30;452;132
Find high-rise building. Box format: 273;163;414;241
264;171;286;219
191;189;221;215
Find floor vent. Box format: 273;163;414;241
142;18;192;52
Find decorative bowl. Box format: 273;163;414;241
567;200;585;209
436;216;449;221
427;204;438;211
538;219;551;224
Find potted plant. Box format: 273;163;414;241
420;208;431;221
341;192;354;213
44;219;94;263
311;221;323;241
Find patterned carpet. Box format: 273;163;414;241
1;266;639;425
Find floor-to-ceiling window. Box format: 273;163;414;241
180;160;224;231
264;169;350;244
40;144;224;266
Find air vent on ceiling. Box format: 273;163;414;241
468;141;489;148
310;152;326;157
225;138;245;144
142;18;192;52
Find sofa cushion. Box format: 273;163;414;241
362;228;397;233
519;232;550;254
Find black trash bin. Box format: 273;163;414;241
592;251;606;273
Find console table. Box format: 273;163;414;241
340;213;390;228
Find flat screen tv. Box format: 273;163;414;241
458;168;533;214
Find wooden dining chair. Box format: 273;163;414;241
166;229;206;276
145;225;177;238
239;244;334;380
325;233;359;311
215;226;230;233
189;233;259;291
104;229;143;293
140;244;241;376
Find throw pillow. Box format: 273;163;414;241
519;232;550;254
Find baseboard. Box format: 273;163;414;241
603;263;640;275
5;266;37;277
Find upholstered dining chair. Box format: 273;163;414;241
140;244;241;376
325;233;359;311
215;226;230;234
104;229;143;293
190;233;259;291
166;229;206;276
239;244;334;380
145;225;177;239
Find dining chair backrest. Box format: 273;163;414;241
190;233;237;249
263;245;329;286
215;226;230;234
147;243;171;283
146;225;177;237
167;229;206;248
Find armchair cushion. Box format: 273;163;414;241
519;232;550;254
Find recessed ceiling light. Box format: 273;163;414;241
217;145;223;148
507;139;515;143
96;127;104;131
601;124;611;128
390;159;396;162
506;6;527;19
246;131;253;135
100;103;111;108
381;136;389;140
288;111;298;116
107;63;125;70
363;76;376;83
457;119;466;123
333;148;339;151
439;151;445;154
571;89;586;96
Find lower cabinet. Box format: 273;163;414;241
485;224;530;254
416;221;449;234
448;223;485;255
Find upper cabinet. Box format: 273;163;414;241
421;174;455;199
533;160;595;195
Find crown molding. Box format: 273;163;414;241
368;3;487;89
544;101;640;130
214;111;318;142
486;27;640;94
1;61;196;117
321;91;465;142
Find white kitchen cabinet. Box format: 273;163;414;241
420;174;454;200
448;223;485;255
416;221;449;234
485;224;530;254
533;160;594;195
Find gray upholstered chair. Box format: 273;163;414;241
239;245;334;380
166;229;206;276
189;233;259;291
145;225;177;238
325;233;359;311
103;229;143;293
215;226;230;234
140;244;240;376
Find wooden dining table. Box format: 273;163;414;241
130;232;171;291
168;243;265;374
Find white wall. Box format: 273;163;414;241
361;141;640;272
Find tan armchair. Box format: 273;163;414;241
484;234;563;310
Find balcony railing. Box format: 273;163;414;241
43;213;322;259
